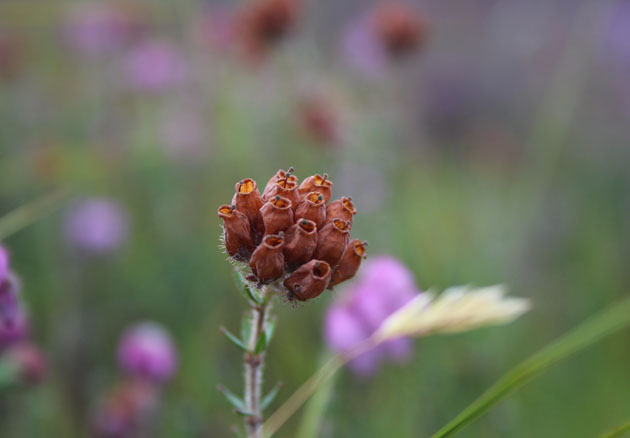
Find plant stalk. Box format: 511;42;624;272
244;287;270;438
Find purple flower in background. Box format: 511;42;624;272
117;322;177;384
124;40;187;92
324;256;420;376
0;275;29;351
65;198;130;255
0;246;9;282
341;13;388;79
62;2;143;56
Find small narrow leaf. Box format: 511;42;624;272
234;269;261;304
261;382;283;411
241;316;252;342
217;385;245;411
221;327;249;352
264;317;277;345
234;409;256;417
254;331;267;354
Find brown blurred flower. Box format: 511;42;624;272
237;0;299;60
373;2;427;60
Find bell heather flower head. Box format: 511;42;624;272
324;256;419;376
218;168;367;302
65;197;130;255
117;322;177;384
124;40;187;92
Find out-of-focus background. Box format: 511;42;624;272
1;0;629;436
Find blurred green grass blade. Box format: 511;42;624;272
601;421;630;438
0;189;72;241
432;296;630;438
296;353;338;438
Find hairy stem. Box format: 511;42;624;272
244;287;270;438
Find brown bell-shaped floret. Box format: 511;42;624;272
260;196;294;235
232;178;264;237
329;239;367;287
325;196;356;225
295;192;326;229
298;174;333;204
263;168;297;199
218;205;255;260
264;178;300;211
313;218;350;268
249;234;285;284
283;219;318;269
283;259;331;301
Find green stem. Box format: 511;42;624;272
245;287;270;438
432;296;630;438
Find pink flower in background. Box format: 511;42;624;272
0;254;29;350
117;322;177;384
124;40;187;92
65;198;130;255
62;2;144;55
0;246;9;282
324;256;420;376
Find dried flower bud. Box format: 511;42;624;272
283;219;318;269
373;2;427;59
284;259;331;301
263;168;297;199
260;196;294;235
232;178;264;237
295;192;326;229
264;178;300;211
298;174;333;203
313;218;351;268
329;239;367;287
218;205;255;260
249;234;285;284
325;196;356;225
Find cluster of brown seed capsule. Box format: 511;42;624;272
218;168;367;301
